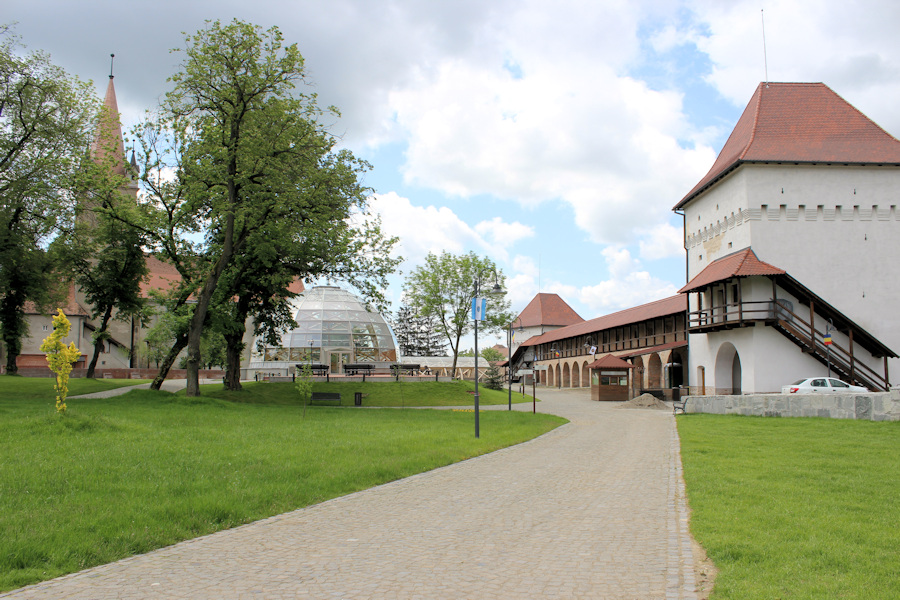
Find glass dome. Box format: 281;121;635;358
252;286;397;372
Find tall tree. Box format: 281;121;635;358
125;20;398;394
392;305;419;357
402;251;513;376
0;30;98;373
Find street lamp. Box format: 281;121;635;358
507;318;525;410
473;271;505;438
550;343;561;389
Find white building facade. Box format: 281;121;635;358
675;83;899;394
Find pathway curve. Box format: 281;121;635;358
4;387;699;599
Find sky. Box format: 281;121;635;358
6;0;900;347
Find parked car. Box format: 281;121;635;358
781;377;868;394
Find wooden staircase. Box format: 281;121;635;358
773;314;890;392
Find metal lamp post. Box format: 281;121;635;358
507;318;525;410
473;273;505;438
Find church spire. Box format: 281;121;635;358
90;53;127;177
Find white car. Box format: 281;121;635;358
781;377;868;394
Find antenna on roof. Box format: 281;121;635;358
761;10;769;87
109;53;115;79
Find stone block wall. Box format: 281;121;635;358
684;389;900;421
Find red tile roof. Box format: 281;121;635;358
675;82;900;209
617;340;687;359
24;283;90;317
678;248;785;293
523;295;686;346
586;354;634;370
516;293;583;327
141;255;183;297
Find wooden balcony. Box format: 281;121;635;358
687;300;780;333
688;299;892;391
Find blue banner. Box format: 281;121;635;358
471;297;487;321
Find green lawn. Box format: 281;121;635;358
0;376;564;592
190;378;535;407
677;414;900;599
0;376;152;400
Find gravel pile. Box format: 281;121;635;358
615;393;670;410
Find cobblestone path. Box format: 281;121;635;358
3;388;699;599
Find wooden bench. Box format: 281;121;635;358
297;363;330;376
344;363;374;376
310;392;341;405
673;397;688;415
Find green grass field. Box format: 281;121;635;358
678;414;900;599
191;378;535;407
0;375;563;592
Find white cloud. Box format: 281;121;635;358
474;217;535;247
368;192;481;264
638;222;685;260
691;0;900;135
384;17;717;246
576;247;678;313
368;192;534;268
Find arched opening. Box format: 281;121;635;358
554;363;561;388
582;361;591;387
714;342;739;395
631;356;645;398
648;353;662;388
572;361;581;388
666;348;687;388
563;362;571;387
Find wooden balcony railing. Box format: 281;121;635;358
688;300;889;391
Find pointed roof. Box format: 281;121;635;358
516;293;583;328
90;76;127;176
678;248;785;293
675;82;900;209
586;354;634;370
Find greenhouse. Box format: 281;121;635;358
250;286;398;374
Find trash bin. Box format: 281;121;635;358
354;392;363;406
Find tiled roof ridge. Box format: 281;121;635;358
741;82;765;161
675;82;900;210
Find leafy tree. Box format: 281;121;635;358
481;346;505;364
403;251;513;376
63;212;148;378
0;30;98;373
295;362;313;418
124;20;398;395
40;309;82;413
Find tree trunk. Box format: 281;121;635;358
86;306;114;378
223;294;251;391
224;333;244;390
150;332;188;391
0;291;26;375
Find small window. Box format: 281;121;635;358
42;325;49;331
811;379;827;387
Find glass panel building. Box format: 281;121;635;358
250;286;398;373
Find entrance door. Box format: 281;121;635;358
329;352;351;374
